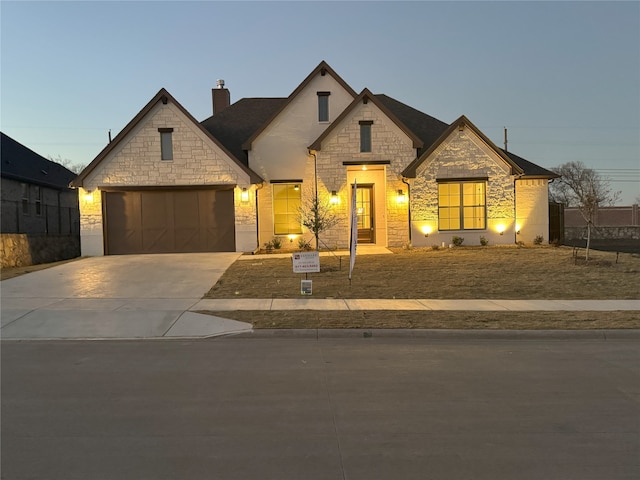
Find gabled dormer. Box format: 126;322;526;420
243;61;357;181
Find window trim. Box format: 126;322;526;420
34;186;42;216
272;182;303;236
437;179;487;231
158;128;174;161
359;120;373;153
317;92;330;122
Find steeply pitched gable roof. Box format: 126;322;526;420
201;97;287;165
402;115;558;179
309;90;450;152
1;132;77;189
72;88;262;187
241;60;358;151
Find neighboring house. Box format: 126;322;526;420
72;61;558;256
1;132;80;266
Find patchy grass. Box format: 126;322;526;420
205;246;640;300
203;246;640;329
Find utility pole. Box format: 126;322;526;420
504;127;508;152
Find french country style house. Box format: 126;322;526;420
72;61;558;255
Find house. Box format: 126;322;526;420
71;61;558;256
1;132;80;266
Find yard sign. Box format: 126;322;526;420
292;251;320;273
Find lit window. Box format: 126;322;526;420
159;128;173;160
21;183;29;215
273;183;303;235
438;181;486;231
317;92;330;122
360;121;372;153
35;186;42;216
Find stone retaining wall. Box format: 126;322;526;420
0;234;80;268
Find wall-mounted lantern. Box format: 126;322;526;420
330;190;339;205
241;187;249;203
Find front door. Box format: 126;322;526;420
355;184;374;243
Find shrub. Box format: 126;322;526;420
431;244;440;251
479;236;489;246
271;236;283;249
452;236;464;247
533;235;544;245
297;237;312;251
264;241;274;253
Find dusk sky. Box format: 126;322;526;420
2;1;638;204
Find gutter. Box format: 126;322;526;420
401;177;412;244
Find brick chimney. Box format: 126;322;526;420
212;79;230;114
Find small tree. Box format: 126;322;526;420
298;194;341;251
550;161;620;261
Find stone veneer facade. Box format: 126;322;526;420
409;128;548;247
78;101;256;255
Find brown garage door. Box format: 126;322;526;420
104;188;235;254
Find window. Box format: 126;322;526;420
317;92;330;122
34;186;42;216
21;183;29;215
438;181;486;231
273;183;302;235
159;128;173;160
360;121;372;153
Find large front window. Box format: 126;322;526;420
273;183;302;235
438;181;486;230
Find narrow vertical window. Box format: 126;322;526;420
21;183;29;215
360;121;373;153
317;92;330;122
34;186;42;216
159;128;174;160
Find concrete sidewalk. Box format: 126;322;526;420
192;298;640;312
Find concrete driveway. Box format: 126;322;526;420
0;253;252;339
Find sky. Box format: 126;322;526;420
1;0;639;204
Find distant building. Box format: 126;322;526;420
1;132;80;266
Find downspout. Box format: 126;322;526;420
254;182;265;254
402;177;412;245
513;173;524;244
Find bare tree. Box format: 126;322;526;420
298;194;341;251
48;154;85;174
550;161;620;261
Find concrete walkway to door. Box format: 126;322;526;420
1;253;251;340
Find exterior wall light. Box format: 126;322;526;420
515;224;521;235
288;234;296;243
294;184;300;191
241;187;249;203
83;189;94;203
396;189;406;203
421;225;432;237
330;190;339;205
497;224;506;235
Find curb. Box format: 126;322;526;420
232;328;640;340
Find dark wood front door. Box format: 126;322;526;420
355;184;374;243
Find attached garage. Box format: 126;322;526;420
103;187;235;254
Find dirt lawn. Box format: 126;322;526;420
204;246;640;330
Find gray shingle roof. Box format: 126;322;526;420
1;132;77;189
200;98;287;165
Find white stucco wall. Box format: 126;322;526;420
515;178;550;244
78;100;257;255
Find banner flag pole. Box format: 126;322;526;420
349;180;358;284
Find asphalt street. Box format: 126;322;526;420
2;335;638;480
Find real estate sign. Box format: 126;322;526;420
292;251;320;273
